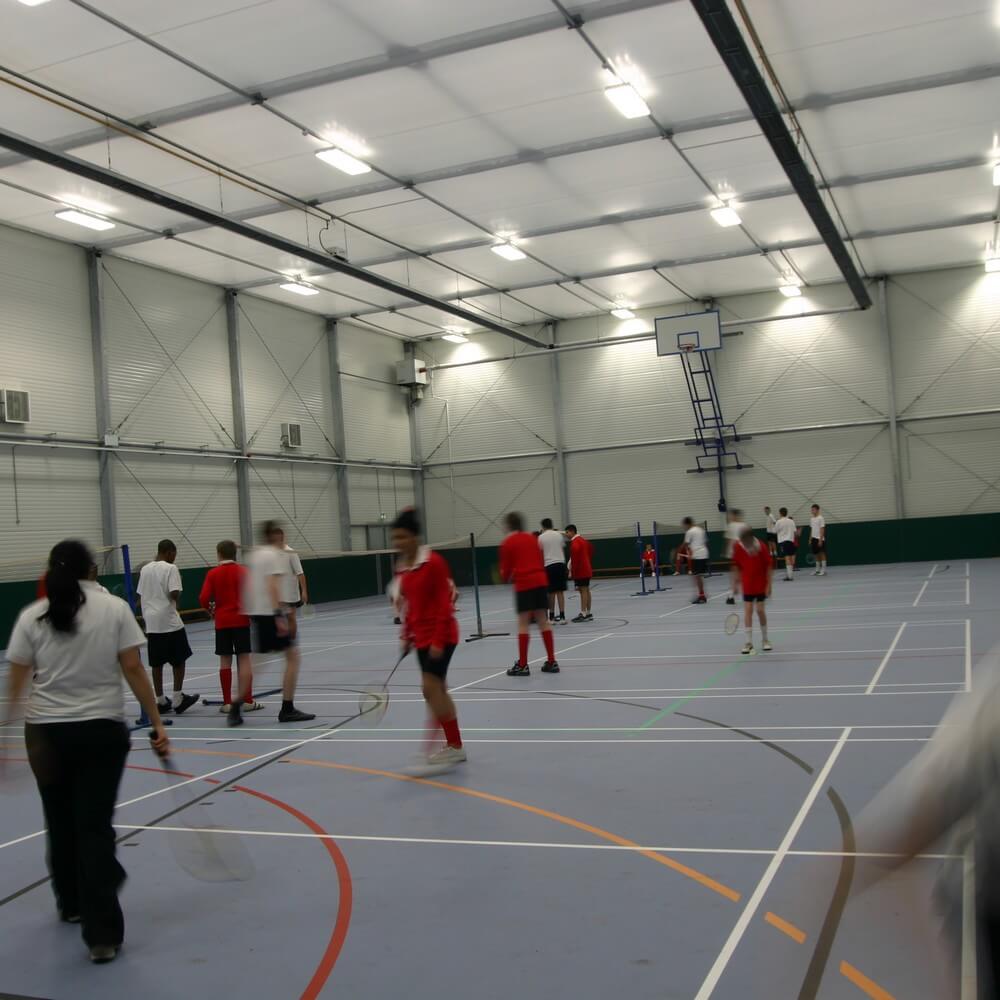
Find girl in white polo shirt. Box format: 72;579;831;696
4;541;169;965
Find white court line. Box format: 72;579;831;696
693;728;852;1000
912;581;929;606
966;579;971;605
659;592;727;619
928;563;939;578
865;622;907;694
965;620;972;693
562;646;963;661
764;602;965;614
109;824;956;860
966;562;970;578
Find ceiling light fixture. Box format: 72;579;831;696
17;0;52;6
491;242;527;261
993;162;1000;186
54;208;115;231
986;257;1000;274
710;203;742;228
442;332;469;344
279;281;320;296
315;147;371;176
778;283;803;297
611;306;636;320
604;82;650;119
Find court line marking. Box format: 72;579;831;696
840;961;896;1000
659;592;728;618
912;581;929;606
966;579;971;606
693;728;852;1000
865;623;907;694
552;646;963;661
928;563;939;578
764;912;807;944
965;620;972;693
966;561;970;578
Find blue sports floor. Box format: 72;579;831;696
0;558;991;999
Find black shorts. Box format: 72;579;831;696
574;578;591;589
743;593;767;603
417;644;457;679
780;541;798;557
810;538;826;555
251;614;292;654
766;532;778;544
147;629;192;668
215;626;252;657
692;558;708;576
546;563;567;594
515;587;549;614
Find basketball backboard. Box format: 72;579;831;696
654;310;722;356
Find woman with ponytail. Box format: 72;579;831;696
4;540;169;965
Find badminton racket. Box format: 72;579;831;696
724;612;740;635
358;648;410;727
150;737;255;883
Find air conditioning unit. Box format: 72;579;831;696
395;359;428;387
0;389;30;424
281;422;302;449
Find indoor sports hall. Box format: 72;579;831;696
0;2;998;999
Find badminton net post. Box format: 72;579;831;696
632;521;652;597
651;522;672;592
465;531;508;642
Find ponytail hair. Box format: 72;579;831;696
40;540;93;634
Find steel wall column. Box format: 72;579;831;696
225;291;254;547
86;250;120;569
877;278;905;518
403;342;427;518
326;318;352;550
549;323;571;525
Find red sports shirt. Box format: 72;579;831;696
569;535;594;580
199;561;251;630
732;541;772;595
641;550;655;565
397;548;460;650
499;531;548;593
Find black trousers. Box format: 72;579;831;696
25;720;130;948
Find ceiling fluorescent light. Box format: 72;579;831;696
604;82;649;119
993;162;1000;186
279;281;320;296
611;307;636;320
54;209;115;231
315;147;371;175
491;242;527;261
778;283;802;297
986;257;1000;274
710;204;742;228
441;332;469;344
17;0;52;6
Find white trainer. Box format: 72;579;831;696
218;703;232;714
741;642;755;655
428;745;467;766
762;640;773;652
819;570;827;576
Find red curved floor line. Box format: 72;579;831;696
125;763;353;1000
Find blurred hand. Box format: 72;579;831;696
149;729;170;758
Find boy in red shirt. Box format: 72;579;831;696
199;540;261;726
641;543;656;578
392;508;465;773
565;525;594;622
499;511;559;676
731;527;773;655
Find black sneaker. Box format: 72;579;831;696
393;617;401;625
89;945;118;964
157;700;173;715
557;614;566;623
173;693;200;715
278;707;316;723
584;614;594;621
725;596;736;605
227;705;244;728
541;661;560;673
691;596;707;605
572;614;586;623
507;663;530;677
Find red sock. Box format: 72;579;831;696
518;633;529;666
542;629;556;663
441;717;462;749
219;667;232;704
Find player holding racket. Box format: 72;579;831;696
731;526;773;654
391;508;466;772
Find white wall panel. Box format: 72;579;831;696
0;450;103;581
113;454;240;571
424;456;559;545
349;469;415;532
0;224;94;437
246;460;340;556
890;267;1000;419
102;258;233;449
337;323;411;463
239;296;334;458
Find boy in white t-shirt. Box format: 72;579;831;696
539;518;568;623
774;508;799;581
136;540;199;715
764;506;778;559
809;504;828;576
681;517;709;604
281;536;309;639
724;508;749;605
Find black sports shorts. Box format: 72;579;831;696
215;626;252;657
546;563;568;593
515;587;549;614
810;538;826;555
251;614;292;654
573;578;591;589
780;541;798;557
147;629;192;668
743;593;767;603
766;532;778;543
691;558;708;576
417;644;457;678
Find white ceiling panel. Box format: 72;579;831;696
245;209;397;265
349;311;426;337
735;194;818;246
305;272;413;311
111;239;275;287
432;244;562;287
783;244;844;285
361;258;480;300
682;132;790;200
663;254;784;299
0;84;99;146
583;270;696;308
511;284;600;318
247;283;353;318
2;3;126;70
851;225;996;275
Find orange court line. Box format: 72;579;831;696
840;960;898;999
764;911;807;944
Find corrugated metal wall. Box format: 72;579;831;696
349;468;415;532
247;460;341;554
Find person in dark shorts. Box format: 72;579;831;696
775;507;798;581
539;517;568;623
809;503;828;576
731;527;773;655
499;512;559;676
391;508;465;774
565;525;594;622
764;506;778;559
681;517;710;604
136;540;199;715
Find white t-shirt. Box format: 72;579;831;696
538;529;566;567
776;517;797;544
245;546;289;616
684;525;709;560
136;559;183;634
724;520;748;555
810;515;826;539
6;582;147;723
766;512;777;534
282;545;304;604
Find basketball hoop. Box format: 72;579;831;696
682;343;695;354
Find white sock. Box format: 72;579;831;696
745;627;752;642
157;695;169;706
172;692;184;707
787;565;794;578
762;625;769;641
